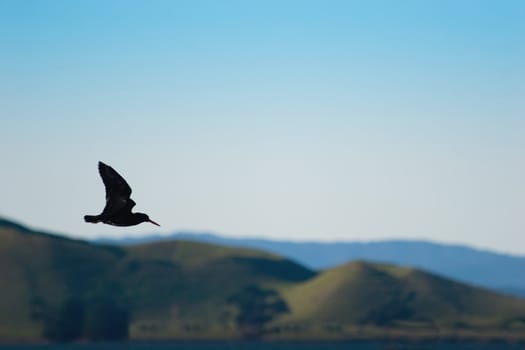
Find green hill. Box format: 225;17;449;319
280;261;525;328
1;217;525;341
0;219;126;339
0;218;314;340
117;240;315;338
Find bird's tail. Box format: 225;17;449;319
84;215;100;223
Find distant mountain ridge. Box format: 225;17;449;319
97;232;525;297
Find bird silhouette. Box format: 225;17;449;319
84;161;160;227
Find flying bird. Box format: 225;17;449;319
84;161;160;227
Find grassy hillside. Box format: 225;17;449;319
117;240;315;337
0;219;314;340
1;217;525;341
280;261;525;329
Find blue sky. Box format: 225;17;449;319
1;1;524;254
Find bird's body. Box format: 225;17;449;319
84;162;160;227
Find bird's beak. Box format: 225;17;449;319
148;219;160;227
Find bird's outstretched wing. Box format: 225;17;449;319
98;161;135;216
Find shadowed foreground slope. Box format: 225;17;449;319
0;219;123;339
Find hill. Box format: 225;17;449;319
2;217;525;341
281;261;525;328
0;218;124;339
0;218;314;340
98;232;525;296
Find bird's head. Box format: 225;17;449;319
137;213;160;226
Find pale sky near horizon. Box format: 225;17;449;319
1;0;524;254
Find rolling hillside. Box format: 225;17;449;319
2;217;525;341
281;261;525;328
0;218;314;340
